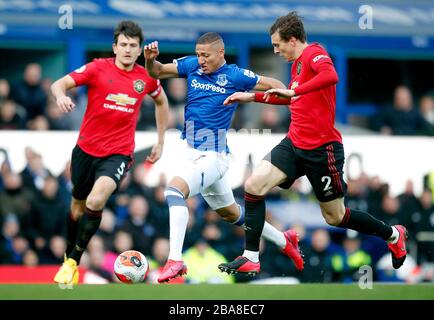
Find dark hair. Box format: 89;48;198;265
269;11;306;42
196;32;223;45
114;20;144;45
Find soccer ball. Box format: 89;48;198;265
114;250;149;284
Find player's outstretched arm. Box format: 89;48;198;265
224;75;288;106
50;75;76;113
147;89;169;163
223;75;285;105
264;88;295;99
144;41;178;79
224;91;291;106
257;88;293;105
253;75;286;91
223;92;255;105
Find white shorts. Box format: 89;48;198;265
176;143;235;210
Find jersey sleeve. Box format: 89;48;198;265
308;48;335;74
293;47;338;96
232;66;260;91
254;92;291;105
173;56;197;78
147;78;162;99
69;60;98;86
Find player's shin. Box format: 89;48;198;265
338;207;393;241
235;203;285;247
69;207;102;264
65;212;79;258
243;192;266;262
261;223;286;248
164;187;189;261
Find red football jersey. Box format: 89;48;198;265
287;43;342;149
70;58;162;157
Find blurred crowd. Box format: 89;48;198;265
1;63;434;135
0;144;433;284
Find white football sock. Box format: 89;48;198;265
387;226;400;244
243;250;259;263
261;222;286;248
164;188;189;261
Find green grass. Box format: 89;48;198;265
0;283;433;300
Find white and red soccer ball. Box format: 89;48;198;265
114;250;149;284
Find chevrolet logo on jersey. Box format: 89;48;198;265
106;94;137;106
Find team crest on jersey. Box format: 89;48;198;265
297;61;302;75
216;74;228;87
133;80;145;94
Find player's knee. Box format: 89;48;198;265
70;202;85;219
85;195;106;211
244;176;267;196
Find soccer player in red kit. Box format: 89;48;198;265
219;12;408;275
50;21;169;286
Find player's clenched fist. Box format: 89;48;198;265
144;41;160;60
56;95;75;113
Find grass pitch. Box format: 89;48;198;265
0;283;433;300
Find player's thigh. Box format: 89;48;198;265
303;142;347;202
202;173;235;210
245;160;288;195
70;145;96;200
93;154;132;201
87;176;117;209
178;151;229;197
248;137;302;194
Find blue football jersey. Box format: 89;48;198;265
174;55;259;152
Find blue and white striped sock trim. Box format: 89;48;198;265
164;187;187;207
232;204;245;226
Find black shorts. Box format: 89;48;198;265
71;145;132;200
264;137;347;202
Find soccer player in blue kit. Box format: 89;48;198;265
144;32;304;283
